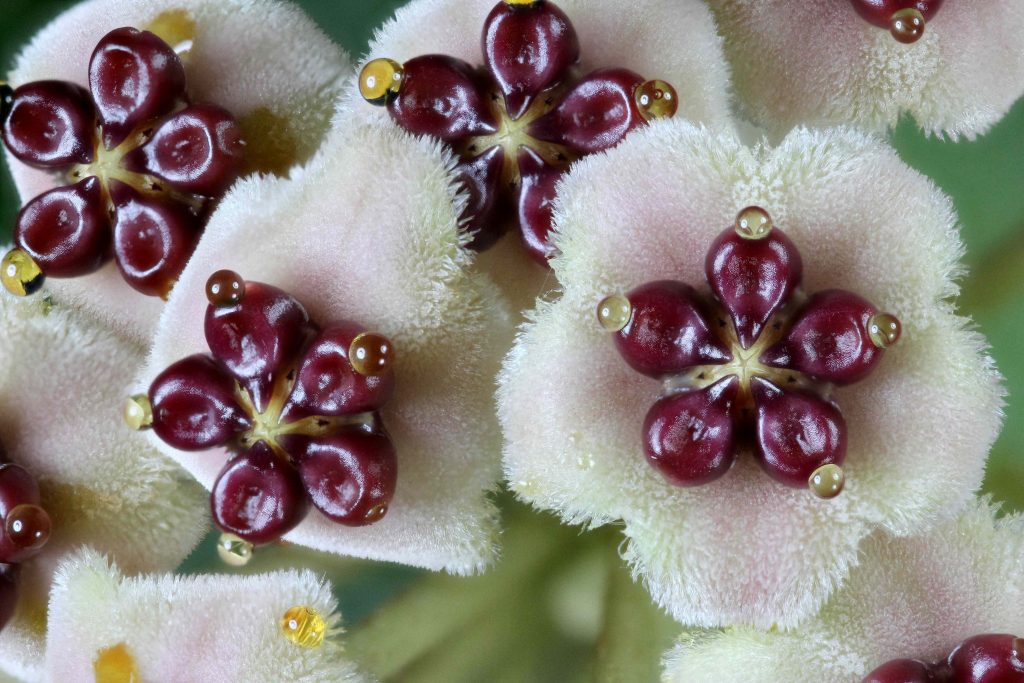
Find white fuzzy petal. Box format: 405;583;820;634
5;0;350;344
0;294;207;681
45;549;369;683
708;0;1024;139
143;118;510;574
663;500;1024;683
498;121;1004;628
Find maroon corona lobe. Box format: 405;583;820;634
862;658;942;683
863;633;1023;683
15;177;111;277
2;81;94;167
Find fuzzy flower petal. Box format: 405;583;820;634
142;119;509;574
4;0;350;344
45;549;369;683
664;500;1024;682
346;0;735;308
0;294;207;681
707;1;1024;139
498;121;1004;628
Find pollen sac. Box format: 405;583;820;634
281;605;326;648
144;276;399;544
363;0;679;265
0;26;245;299
605;209;899;496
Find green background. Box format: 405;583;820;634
2;1;1022;680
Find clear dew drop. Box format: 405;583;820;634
890;8;925;44
281;605;326;648
123;394;153;431
349;332;395;376
867;313;902;349
734;206;773;240
359;58;405;105
634;80;679;122
1;249;45;297
216;532;254;567
808;463;845;499
93;642;140;683
597;294;632;332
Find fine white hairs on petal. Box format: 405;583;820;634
0;293;207;682
46;549;369;683
663;500;1024;683
707;0;1024;139
143;119;510;574
498;120;1004;629
5;0;350;344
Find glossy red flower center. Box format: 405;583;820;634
863;633;1024;683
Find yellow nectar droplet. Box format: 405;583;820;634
123;394;153;431
145;9;197;54
809;464;845;499
867;313;901;349
597;294;632;332
349;332;395;376
93;642;140;683
216;532;254;567
1;249;44;297
890;8;925;44
359;58;405;105
734;206;773;240
504;0;542;6
634;80;679;122
281;605;326;648
205;269;246;307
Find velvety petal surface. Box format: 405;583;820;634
4;0;350;344
498;121;1004;628
663;501;1024;682
46;549;368;683
708;1;1024;139
142;119;510;574
0;293;207;681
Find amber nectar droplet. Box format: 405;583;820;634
809;464;845;499
634;80;679;122
93;642;140;683
216;532;254;567
734;206;773;240
1013;637;1024;660
349;332;395;376
123;394;153;431
890;8;925;44
1;249;45;297
281;605;326;648
5;504;51;551
359;58;405;105
868;313;901;349
597;294;632;332
206;269;246;307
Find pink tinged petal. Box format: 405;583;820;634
109;181;202;298
762;289;885;386
15;177;111;277
282;322;395;421
388;55;497;141
454;145;508;251
482;0;580;120
528;67;645;154
123;104;244;197
0;565;16;635
149;353;250;451
211;442;309;545
289;430;398;526
614;280;731;378
705;225;803;349
204;281;313;412
643;377;739;486
2;81;94;167
88;27;186;150
751;377;846;487
516;145;562;264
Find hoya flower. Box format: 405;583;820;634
135;118;510;574
498;120;1004;629
2;0;349;343
0;294;207;681
663;500;1024;682
706;1;1024;139
348;0;733;305
46;549;368;682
